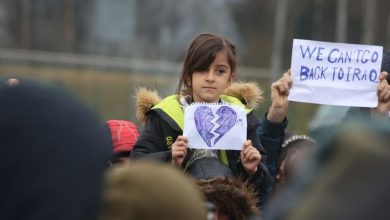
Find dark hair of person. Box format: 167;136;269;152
277;133;316;180
176;33;237;97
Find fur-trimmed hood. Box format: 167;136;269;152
196;177;260;220
135;82;264;125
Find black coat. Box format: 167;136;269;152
130;97;273;205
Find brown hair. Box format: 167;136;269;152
276;133;316;185
196;177;259;220
176;33;237;97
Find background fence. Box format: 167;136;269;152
0;48;318;133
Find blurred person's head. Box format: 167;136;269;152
0;79;111;220
275;132;316;188
5;78;20;86
1;78;20;88
197;177;260;220
265;119;390;220
99;161;207;220
104;120;139;165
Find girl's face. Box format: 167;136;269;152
191;51;233;103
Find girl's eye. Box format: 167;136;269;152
216;69;226;75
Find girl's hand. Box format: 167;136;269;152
240;140;261;175
171;135;188;167
267;70;292;123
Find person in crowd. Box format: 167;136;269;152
197;176;260;220
0;79;111;220
0;77;20;88
264;50;390;219
343;50;390;121
261;59;389;192
274;131;316;192
5;78;20;86
264;116;390;220
256;70;291;188
99;161;207;220
130;33;291;206
104;120;139;165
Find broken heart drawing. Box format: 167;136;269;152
184;103;246;150
194;105;237;148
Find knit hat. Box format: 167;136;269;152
105;120;139;154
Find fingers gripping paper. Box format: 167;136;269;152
183;103;247;150
289;39;383;107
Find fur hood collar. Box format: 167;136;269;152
135;82;264;125
196;177;260;220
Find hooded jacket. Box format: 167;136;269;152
130;82;274;205
0;79;111;220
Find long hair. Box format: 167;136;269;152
176;33;237;97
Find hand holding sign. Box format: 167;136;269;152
267;70;292;123
376;71;390;113
171;135;188;167
240;140;261;175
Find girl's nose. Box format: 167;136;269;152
206;71;215;82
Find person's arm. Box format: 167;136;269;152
239;115;274;206
257;115;287;178
130;112;172;161
266;70;292;123
258;70;291;177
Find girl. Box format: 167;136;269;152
131;33;273;204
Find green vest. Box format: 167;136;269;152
152;95;252;129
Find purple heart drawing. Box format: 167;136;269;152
194;105;237;147
214;106;237;144
194;106;215;147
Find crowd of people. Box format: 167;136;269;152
1;33;390;220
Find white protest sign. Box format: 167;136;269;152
183;103;247;150
289;39;383;107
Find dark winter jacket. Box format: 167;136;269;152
256;115;288;178
130;82;274;205
0;79;111;220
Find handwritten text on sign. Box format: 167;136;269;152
289;39;383;107
183;103;247;150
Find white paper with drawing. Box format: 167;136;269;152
183;103;247;150
290;39;383;107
